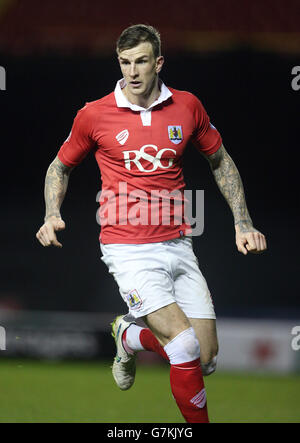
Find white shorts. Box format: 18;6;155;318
100;237;216;320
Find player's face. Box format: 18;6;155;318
118;42;164;103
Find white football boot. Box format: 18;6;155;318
111;314;137;390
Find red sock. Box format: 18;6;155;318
123;328;209;422
122;328;169;361
170;358;209;423
139;328;169;361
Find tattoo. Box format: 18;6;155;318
44;156;73;221
206;145;253;230
235;219;257;233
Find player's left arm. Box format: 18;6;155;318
205;144;267;255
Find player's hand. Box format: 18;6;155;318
36;215;65;248
235;224;267;255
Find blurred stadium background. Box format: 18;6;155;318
0;0;299;423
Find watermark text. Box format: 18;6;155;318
291;66;300;91
291;326;300;351
0;326;6;350
0;66;6;90
96;183;204;236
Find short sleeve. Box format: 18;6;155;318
191;95;222;156
57;105;96;167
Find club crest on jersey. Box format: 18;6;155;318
168;125;183;145
116;129;129;145
126;289;142;310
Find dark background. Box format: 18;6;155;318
0;0;299;319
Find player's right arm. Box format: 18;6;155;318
36;156;73;248
36;103;96;247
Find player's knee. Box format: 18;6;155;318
180;328;200;361
164;327;200;364
201;355;217;376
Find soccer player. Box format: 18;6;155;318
36;24;267;423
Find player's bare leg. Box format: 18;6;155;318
188;318;218;375
143;302;191;345
122;310;219;375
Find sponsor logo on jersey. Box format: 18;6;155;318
123;144;176;172
116;129;129;145
126;289;143;310
168;126;183;144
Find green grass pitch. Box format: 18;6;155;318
0;359;299;423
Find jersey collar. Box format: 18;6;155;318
114;78;172;111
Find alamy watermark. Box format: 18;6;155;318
0;66;6;90
291;326;300;351
96;183;204;236
0;326;6;350
291;66;300;91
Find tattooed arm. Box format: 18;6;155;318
36;156;73;248
206;144;267;255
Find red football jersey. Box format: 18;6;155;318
58;79;222;244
